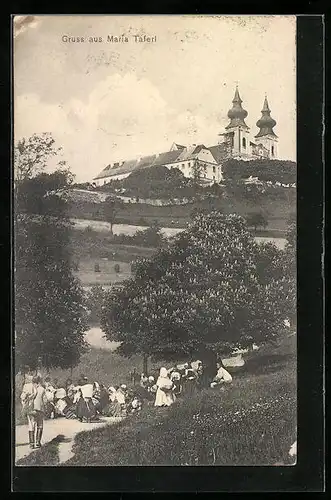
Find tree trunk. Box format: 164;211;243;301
143;354;148;375
70;366;73;379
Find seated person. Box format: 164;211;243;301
211;361;233;387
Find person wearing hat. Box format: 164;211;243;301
154;367;176;407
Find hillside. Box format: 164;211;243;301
65;335;296;466
66;187;295;232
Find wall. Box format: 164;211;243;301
94;172;131;186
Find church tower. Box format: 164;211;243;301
219;86;251;159
255;96;278;158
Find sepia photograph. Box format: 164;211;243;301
13;14;297;468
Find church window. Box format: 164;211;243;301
271;145;274;156
182;163;185;169
213;166;216;173
188;162;191;167
242;137;246;148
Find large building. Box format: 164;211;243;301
93;87;278;187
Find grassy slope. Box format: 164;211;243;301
67;191;295;232
66;336;296;466
16;436;63;466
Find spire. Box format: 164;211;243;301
255;95;277;138
226;86;249;129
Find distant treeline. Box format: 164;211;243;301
222;159;297;185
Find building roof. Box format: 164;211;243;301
93;144;211;181
94;141;233;181
208;144;229;163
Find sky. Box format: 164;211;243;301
14;15;296;182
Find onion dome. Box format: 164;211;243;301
226;87;249;129
255;96;277;138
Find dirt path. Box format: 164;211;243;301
15;416;123;465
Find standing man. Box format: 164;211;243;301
20;375;47;449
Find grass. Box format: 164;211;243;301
68;230;157;262
67;193;294;232
15;435;64;466
64;336;296;466
66;360;296;466
73;258;132;286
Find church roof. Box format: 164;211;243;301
255;96;277;138
226;86;249;129
208;144;229;163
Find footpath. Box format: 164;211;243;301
15;416;123;465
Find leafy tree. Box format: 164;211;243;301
191;160;204;187
101;212;293;365
15;134;88;372
85;285;107;326
101;196;124;235
246;212;268;232
222;159;297;185
14;132;63;181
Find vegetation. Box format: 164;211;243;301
14;132;64;182
101;212;295;366
246;212;269;232
112;220;166;248
222;158;297;185
101;196;124;235
15;133;88;373
16;436;62;466
66;343;296;466
113;165;203;200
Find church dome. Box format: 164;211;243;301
255;96;277;138
226;87;249;129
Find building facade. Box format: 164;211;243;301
93;87;278;187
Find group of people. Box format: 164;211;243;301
149;360;233;408
20;373;143;450
19;360;232;449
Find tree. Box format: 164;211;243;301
101;196;124;235
85;285;107;326
191;160;204;187
222;159;297;185
246;212;268;232
15;134;88;373
14;132;64;182
101;212;293;364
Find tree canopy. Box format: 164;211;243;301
101;212;295;361
222;159;297;185
15;134;88;372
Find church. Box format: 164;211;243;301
93;87;278;186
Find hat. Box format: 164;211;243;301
120;384;127;390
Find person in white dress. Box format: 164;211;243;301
154;367;176;407
210;362;233;387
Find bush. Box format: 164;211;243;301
246;212;268;231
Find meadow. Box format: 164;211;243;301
66;335;296;466
16;334;297;466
